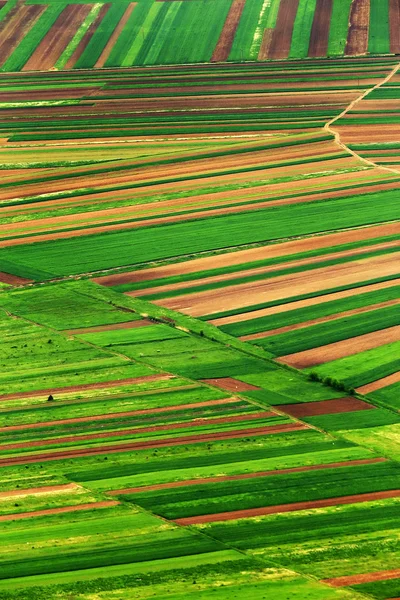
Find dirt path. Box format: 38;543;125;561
0;374;171;402
0;398;237;433
0;423;307;467
108;458;386;495
240;298;400;341
322;567;400;587
0;501;119;522
65;319;152;335
175;489;400;524
357;371;400;394
278;324;400;369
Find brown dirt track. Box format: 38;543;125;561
308;0;334;58
0;423;307;467
345;0;370;56
0;398;237;433
0;501;119;522
108;458;386;495
211;0;246;62
281;397;375;418
322;568;400;587
175;489;400;524
156;253;400;317
278;324;400;369
0;374;171;401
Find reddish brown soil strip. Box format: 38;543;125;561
308;0;334;57
0;374;171;402
389;0;400;53
322;568;400;587
108;458;387;495
267;0;300;59
0;398;238;433
345;0;370;56
158;254;400;318
281;397;375;418
0;412;275;452
95;3;136;68
64;3;111;69
175;489;400;524
240;299;400;341
65;319;152;335
105;223;399;286
0;424;307;467
0;271;32;285
214;279;400;327
211;0;246;62
0;482;78;499
23;4;93;71
201;377;262;392
0;4;46;68
357;371;400;394
0;501;119;522
278;325;400;369
258;28;273;60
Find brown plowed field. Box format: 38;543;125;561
308;0;334;57
213;278;400;327
267;0;300;59
322;568;400;587
281;397;375;417
0;398;237;433
0;501;119;522
390;0;400;53
65;319;152;335
95;3;137;68
0;4;46;68
105;223;398;286
240;299;400;341
278;324;400;369
0;374;171;401
175;489;400;524
345;0;370;56
258;29;273;61
0;423;307;466
0;411;275;452
108;458;386;495
0;482;78;499
200;377;262;392
211;0;246;62
156;253;400;317
23;4;93;71
0;271;32;285
357;371;400;394
65;4;111;69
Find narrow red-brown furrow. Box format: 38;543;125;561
389;0;400;53
322;568;400;587
23;4;93;71
175;489;400;524
95;2;137;68
65;319;152;335
345;0;370;56
211;0;246;62
357;371;400;394
308;0;334;57
0;501;119;522
267;0;301;59
201;377;262;392
281;397;375;418
108;458;387;495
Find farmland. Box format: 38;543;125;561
0;5;399;599
1;0;400;71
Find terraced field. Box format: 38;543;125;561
0;0;399;71
0;12;399;600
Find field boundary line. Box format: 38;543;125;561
325;60;400;175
